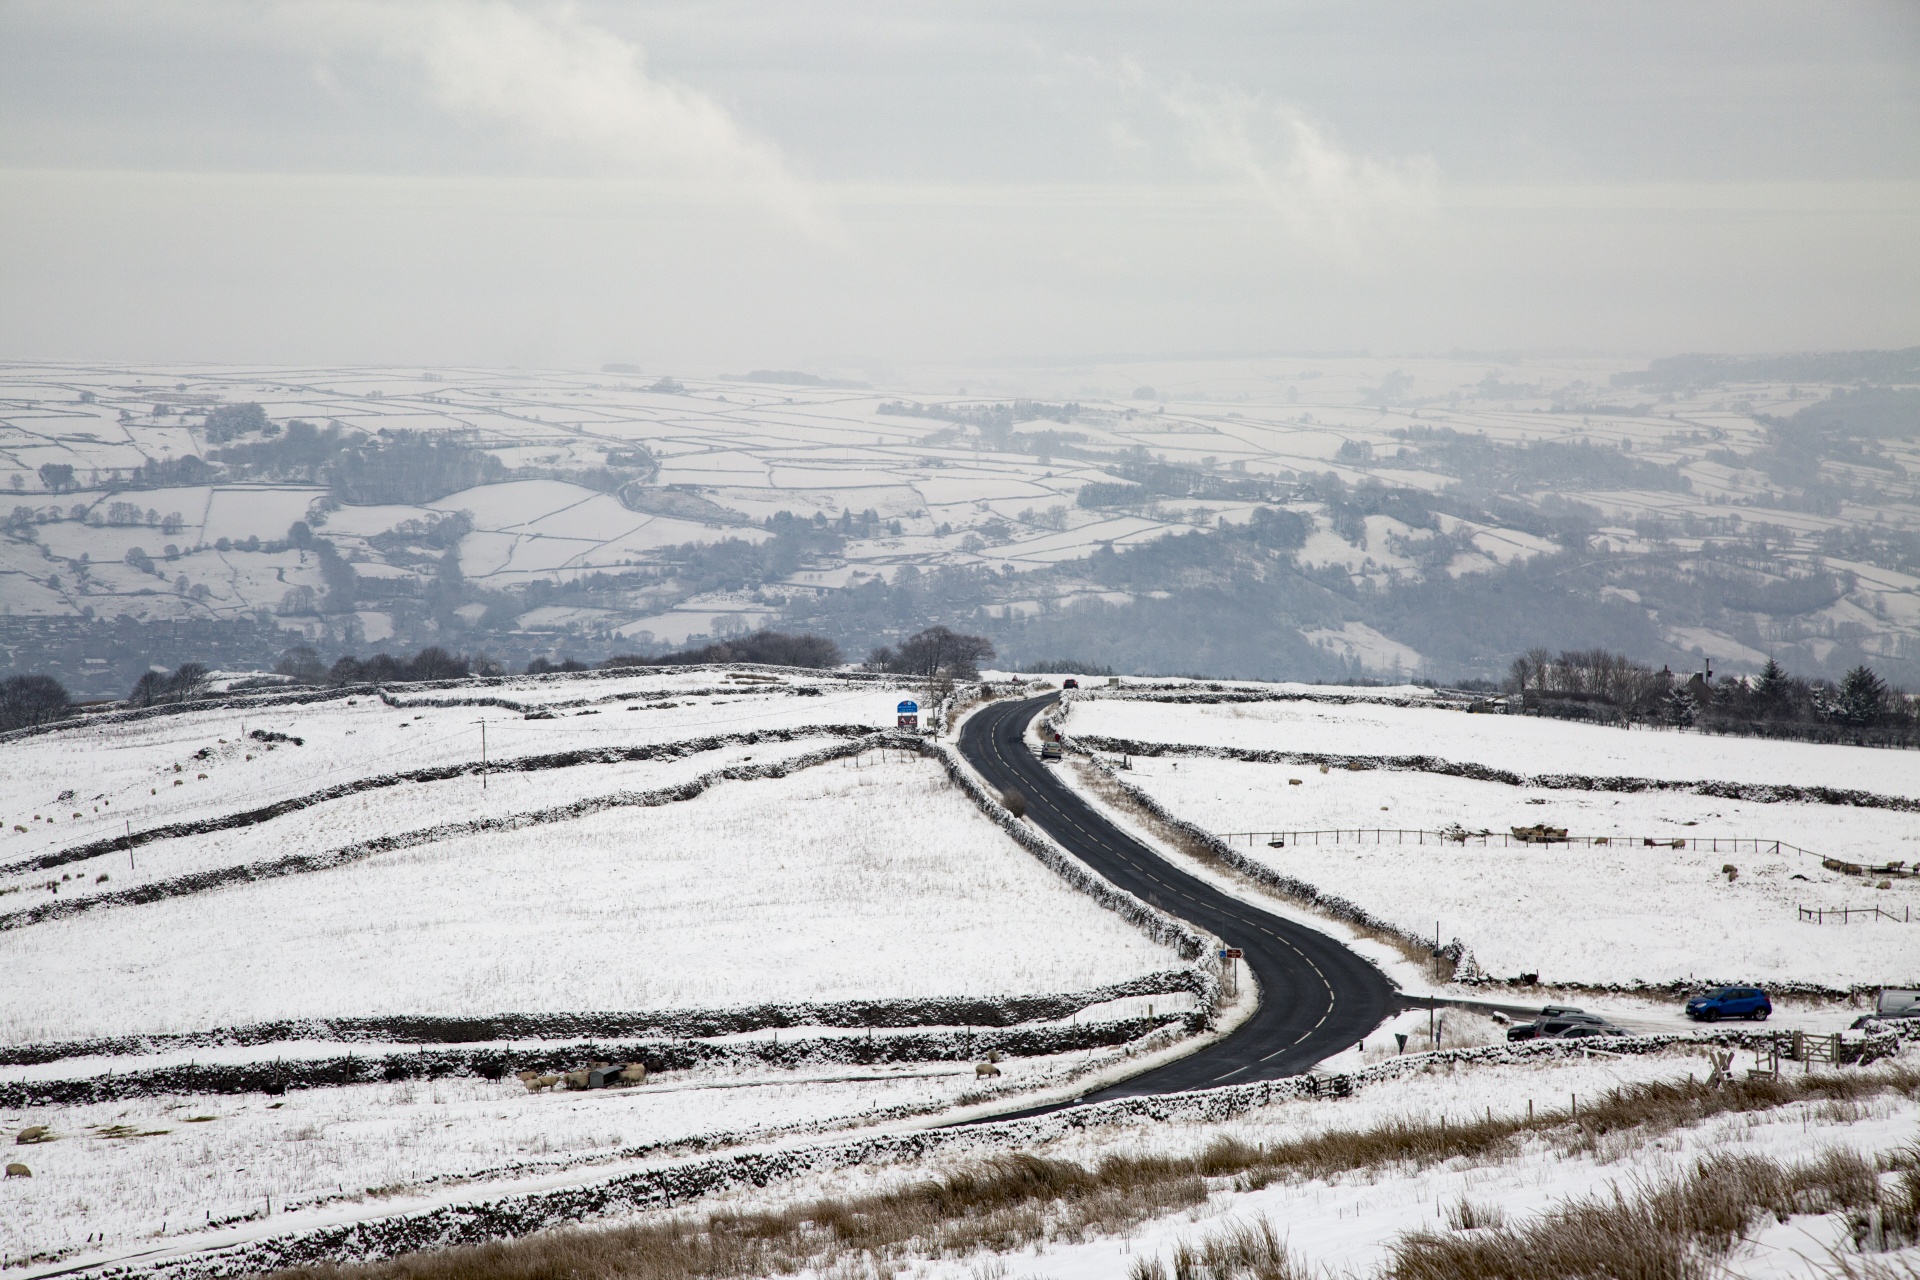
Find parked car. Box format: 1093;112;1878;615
1876;988;1920;1019
1507;1012;1608;1042
1685;985;1771;1022
1039;742;1063;763
1853;989;1920;1029
1550;1022;1629;1039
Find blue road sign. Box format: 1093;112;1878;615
897;700;919;714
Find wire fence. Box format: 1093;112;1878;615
1221;828;1823;856
1218;827;1918;881
1798;905;1913;925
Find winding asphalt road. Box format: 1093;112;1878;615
958;694;1402;1105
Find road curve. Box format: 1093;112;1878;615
959;694;1401;1105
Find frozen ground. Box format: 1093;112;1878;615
890;1054;1920;1280
468;1046;1920;1280
1103;754;1920;988
0;670;914;865
0;1044;1141;1264
0;677;1207;1267
1057;691;1919;988
0;754;1183;1044
0;734;837;908
1067;689;1920;800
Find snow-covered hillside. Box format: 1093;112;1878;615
0;757;1184;1043
4;355;1917;691
1061;684;1920;989
0;673;1187;1043
0;671;1221;1267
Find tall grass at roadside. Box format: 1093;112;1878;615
270;1065;1920;1280
1131;1143;1919;1280
1389;1147;1891;1280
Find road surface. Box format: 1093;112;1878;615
957;694;1402;1105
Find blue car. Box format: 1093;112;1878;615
1686;985;1771;1022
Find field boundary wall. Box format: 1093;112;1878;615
0;971;1202;1068
1067;730;1920;813
2;726;875;879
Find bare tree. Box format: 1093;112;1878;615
0;675;71;730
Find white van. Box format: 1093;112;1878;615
1876;989;1920;1019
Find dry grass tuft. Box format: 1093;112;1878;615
1442;1198;1505;1231
1067;760;1448;976
1131;1214;1312;1279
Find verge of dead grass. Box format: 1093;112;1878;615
1066;759;1447;977
1388;1147;1885;1280
1137;1141;1919;1280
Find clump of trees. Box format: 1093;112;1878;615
0;674;72;730
526;656;591;675
1504;648;1919;747
328;432;505;505
274;645;499;686
128;663;209;707
603;630;843;670
203;402;270;443
867;626;995;681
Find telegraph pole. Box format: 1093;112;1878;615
474;718;488;789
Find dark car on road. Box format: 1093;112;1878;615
1550;1022;1628;1039
1686;985;1771;1021
1507;1010;1609;1042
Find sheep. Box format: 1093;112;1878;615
1722;864;1738;882
515;1071;560;1093
973;1062;1001;1078
15;1126;49;1144
3;1163;27;1179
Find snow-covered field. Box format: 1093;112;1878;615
0;734;836;909
0;674;1212;1269
0;754;1182;1044
7;670;1918;1277
0;670;909;866
1069;689;1920;799
0;1048;1136;1263
1105;755;1919;988
1062;689;1920;988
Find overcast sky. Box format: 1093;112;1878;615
2;1;1916;374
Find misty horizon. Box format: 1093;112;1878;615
2;2;1917;370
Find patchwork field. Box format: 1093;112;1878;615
6;354;1919;691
